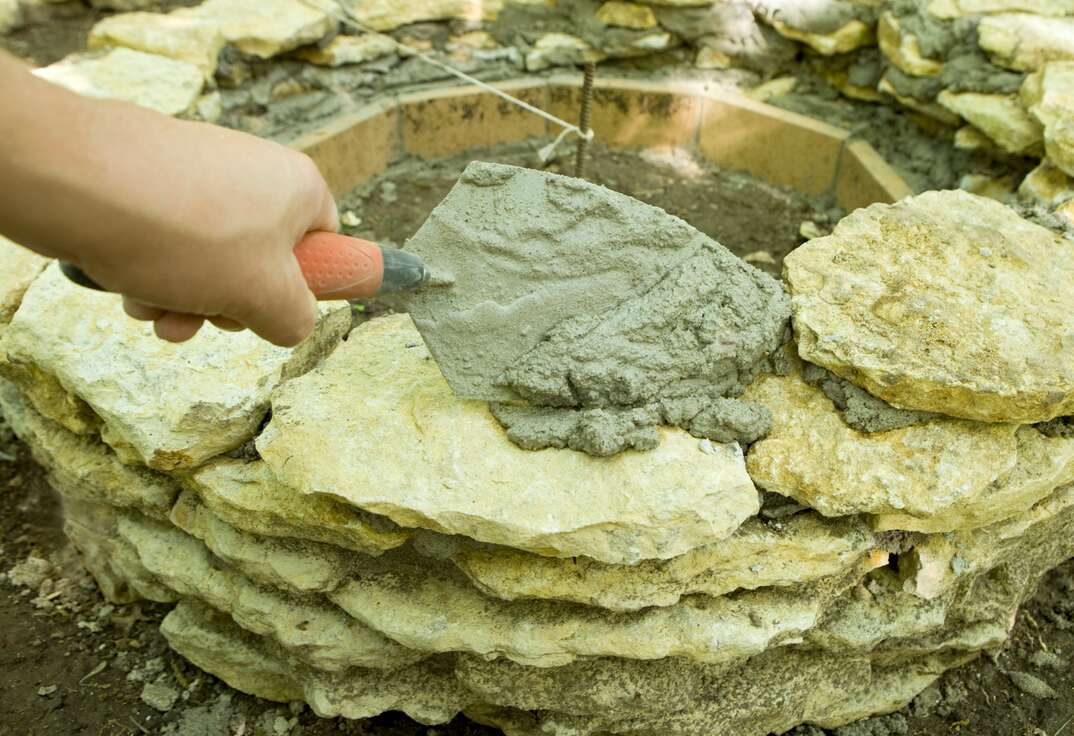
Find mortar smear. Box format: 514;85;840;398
404;162;791;456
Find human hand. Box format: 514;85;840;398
0;54;337;346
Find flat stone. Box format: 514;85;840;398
525;33;606;72
184;459;409;556
877;11;941;77
170;491;354;594
0;382;179;520
596;1;658;29
87;11;226;80
451;514;877;611
329;563;845;668
937;91;1043;155
257;314;761;565
0;0;21;34
179;0;335;59
0;237;47;331
1023;62;1074;177
928;0;1074;17
117;515;422;672
979;14;1074;72
744;370;1024;522
769;19;874;56
785;191;1074;423
1019;158;1074;206
33;48;203;117
0;263;351;470
162;600;472;723
346;0;501;32
872;426;1074;532
295;34;396;66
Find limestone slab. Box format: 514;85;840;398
937;91;1043;155
179;0;335;58
33;48;203;117
770;19;874;56
258;314;761;565
0;382;179;520
329;565;838;668
346;0;502;32
163;600;471;724
877;12;941;77
978;14;1074;72
117;516;421;672
295;34;396;66
785;191;1074;423
0;237;47;331
1024;62;1074;177
170;491;353;594
185;459;409;556
0;263;351;470
928;0;1074;16
451;514;876;611
1019;158;1074;206
744;371;1022;522
87;11;226;80
596;1;658;29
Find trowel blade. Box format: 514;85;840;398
401;161;712;402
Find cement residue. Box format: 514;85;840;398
405;162;790;456
801;362;938;433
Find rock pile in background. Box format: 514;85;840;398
0;188;1072;734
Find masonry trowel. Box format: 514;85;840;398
59;232;432;301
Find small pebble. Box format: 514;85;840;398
141;678;181;712
1029;650;1067;670
37;685;57;697
1008;670;1057;699
341;211;362;227
743;250;776;265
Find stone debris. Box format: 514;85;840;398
786;191;1074;423
33;47;204;117
937;91;1043;155
877;12;941;77
1019;158;1074;206
1008;670;1058;698
295;34;397;67
0;263;352;470
349;0;499;32
258;314;761;566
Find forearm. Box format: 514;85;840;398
1;51;187;269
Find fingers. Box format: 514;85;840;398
123;297;165;322
154;312;205;343
231;256;318;348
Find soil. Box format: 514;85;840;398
340;141;843;282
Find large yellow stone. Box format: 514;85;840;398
0;236;47;332
33;48;204;117
1023;62;1074;178
452;514;876;611
87;11;226;80
928;0;1074;16
744;371;1022;522
596;1;657;29
785;191;1074;423
184;459;409;556
0;263;351;470
978;14;1074;72
0;382;179;520
770;18;875;56
118;515;422;672
258;314;761;565
877;12;941;77
179;0;335;58
937;90;1043;155
1019;158;1074;206
345;0;503;32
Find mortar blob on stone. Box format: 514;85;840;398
403;161;791;456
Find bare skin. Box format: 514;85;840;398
0;51;337;347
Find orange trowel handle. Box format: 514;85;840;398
294;232;384;300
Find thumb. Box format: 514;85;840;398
233;255;318;348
